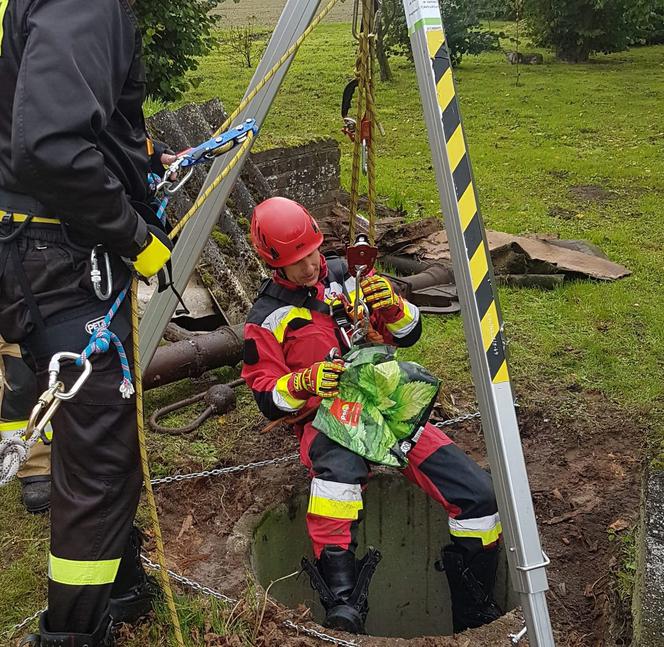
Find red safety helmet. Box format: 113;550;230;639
250;197;324;267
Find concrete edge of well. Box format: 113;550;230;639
633;467;664;646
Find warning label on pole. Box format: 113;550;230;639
404;0;442;34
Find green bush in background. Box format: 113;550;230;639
134;0;224;101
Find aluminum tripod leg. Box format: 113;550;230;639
402;1;555;644
139;0;324;366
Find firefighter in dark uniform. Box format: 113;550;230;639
242;197;503;634
0;0;172;644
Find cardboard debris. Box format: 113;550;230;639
401;230;630;281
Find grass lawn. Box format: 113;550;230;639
2;20;664;646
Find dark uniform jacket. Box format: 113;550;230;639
0;0;149;257
242;255;422;421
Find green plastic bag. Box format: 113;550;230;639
313;345;440;467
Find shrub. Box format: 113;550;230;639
523;0;645;62
134;0;223;101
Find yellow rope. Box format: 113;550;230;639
212;0;342;138
131;279;185;647
348;0;377;245
169;132;254;241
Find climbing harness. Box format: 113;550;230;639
149;380;241;436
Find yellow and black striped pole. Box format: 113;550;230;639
403;1;554;644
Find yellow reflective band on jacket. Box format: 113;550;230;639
0;210;61;225
273;373;307;412
448;514;502;547
48;554;121;586
261;306;312;344
308;478;363;520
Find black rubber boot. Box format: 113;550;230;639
302;546;381;634
19;610;114;646
438;544;502;633
109;526;161;625
19;477;51;514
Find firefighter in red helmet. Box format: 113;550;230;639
243;197;502;635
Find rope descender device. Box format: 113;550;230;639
24;352;93;444
346;234;378;344
157;119;259;195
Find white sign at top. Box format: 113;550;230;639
403;0;442;31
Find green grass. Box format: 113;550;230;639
3;22;664;644
175;24;664;414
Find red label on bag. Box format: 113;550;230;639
330;399;363;428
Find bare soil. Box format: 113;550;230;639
149;384;643;646
212;0;353;28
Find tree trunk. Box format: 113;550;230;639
375;19;393;82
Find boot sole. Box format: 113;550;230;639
324;605;365;634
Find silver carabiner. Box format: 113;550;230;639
350;265;371;344
90;245;112;301
48;352;93;401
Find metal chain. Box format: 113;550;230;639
433;410;481;428
150;453;299;486
8;607;45;638
282;619;361;646
141;556;360;647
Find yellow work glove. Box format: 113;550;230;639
360;275;399;311
288;361;346;398
133;226;173;279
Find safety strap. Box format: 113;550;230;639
258;280;331;315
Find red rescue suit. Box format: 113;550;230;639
242;255;501;559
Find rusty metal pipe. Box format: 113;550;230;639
144;324;244;390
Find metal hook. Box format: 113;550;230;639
48;352;93;400
90;245;113;301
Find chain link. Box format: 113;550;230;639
282;619;361;646
150;453;299;486
8;606;45;638
433;410;481;428
141;556;360;646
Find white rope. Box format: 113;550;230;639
0;433;37;486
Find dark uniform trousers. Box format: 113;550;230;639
0;221;143;634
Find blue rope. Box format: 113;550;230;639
76;282;135;398
147;172;169;226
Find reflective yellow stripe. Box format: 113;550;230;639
262;306;313;344
48;554;121;586
449;514;503;547
0;420;29;432
449;522;503;547
0;0;8;56
0;210;61;225
308;478;363;519
273;374;307;411
386;298;418;335
308;496;363;520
